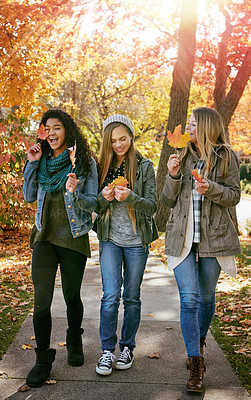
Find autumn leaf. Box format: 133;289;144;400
22;343;33;350
108;176;128;189
191;169;203;182
167;125;190;149
45;379;57;384
58;342;66;347
37;124;48;140
18;384;30;392
68;141;77;170
148;352;160;359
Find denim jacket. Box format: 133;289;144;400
23;158;98;238
95;157;158;246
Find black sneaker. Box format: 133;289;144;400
115;346;133;370
96;350;116;376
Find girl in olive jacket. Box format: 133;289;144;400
95;115;158;376
162;107;241;393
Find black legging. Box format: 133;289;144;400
32;241;87;350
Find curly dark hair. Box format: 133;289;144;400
40;109;93;175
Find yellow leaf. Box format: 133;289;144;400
45;379;57;384
58;342;66;347
22;343;33;350
167;125;190;148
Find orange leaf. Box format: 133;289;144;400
108;176;128;188
22;343;33;350
68;141;76;169
148;352;160;359
167;125;190;149
191;169;203;183
37;124;48;140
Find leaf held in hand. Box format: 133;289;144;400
191;169;203;183
167;125;190;149
108;176;128;189
68;141;77;169
37;124;48;140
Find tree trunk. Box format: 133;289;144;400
155;0;197;232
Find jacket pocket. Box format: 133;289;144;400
207;221;228;250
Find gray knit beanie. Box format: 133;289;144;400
103;114;134;137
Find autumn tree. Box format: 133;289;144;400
155;0;198;231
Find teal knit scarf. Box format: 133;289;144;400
38;150;76;193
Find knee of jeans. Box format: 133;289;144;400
180;292;200;310
102;292;120;306
200;292;215;306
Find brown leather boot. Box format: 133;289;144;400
186;356;205;392
186;337;206;369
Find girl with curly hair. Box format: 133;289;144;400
23;109;98;387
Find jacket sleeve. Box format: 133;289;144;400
68;158;98;212
162;172;183;208
23;160;39;203
205;151;241;207
95;191;111;214
124;161;157;216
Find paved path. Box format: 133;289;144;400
0;233;249;400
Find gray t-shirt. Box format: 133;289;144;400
108;200;142;247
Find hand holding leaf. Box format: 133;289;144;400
167;125;190;150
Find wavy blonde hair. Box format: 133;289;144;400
98;122;138;231
179;107;231;178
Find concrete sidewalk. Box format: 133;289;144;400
0;233;249;400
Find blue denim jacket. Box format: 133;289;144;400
23;158;98;238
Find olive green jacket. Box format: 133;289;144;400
162;147;241;257
95;157;158;246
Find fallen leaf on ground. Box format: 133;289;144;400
58;342;66;347
45;379;57;384
22;343;33;350
148;352;160;359
30;336;35;340
147;314;155;317
18;384;30;392
165;326;173;330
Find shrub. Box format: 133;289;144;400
240;163;251;181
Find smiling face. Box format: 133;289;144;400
111;125;132;163
186;113;197;146
45;118;67;157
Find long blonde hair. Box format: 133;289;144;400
98;122;138;231
180;107;231;178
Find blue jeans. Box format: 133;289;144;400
99;241;148;352
174;244;221;357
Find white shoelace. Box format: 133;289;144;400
117;347;130;362
99;350;116;366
